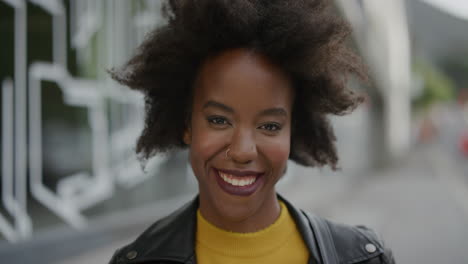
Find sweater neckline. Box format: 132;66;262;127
196;201;296;257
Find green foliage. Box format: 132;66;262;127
413;61;455;110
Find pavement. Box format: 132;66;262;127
281;144;468;264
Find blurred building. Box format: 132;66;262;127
1;0;198;244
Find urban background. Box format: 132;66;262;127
1;0;468;263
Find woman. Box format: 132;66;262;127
109;0;395;263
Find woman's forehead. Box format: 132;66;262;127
198;49;287;84
193;48;294;108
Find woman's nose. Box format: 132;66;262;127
228;128;257;164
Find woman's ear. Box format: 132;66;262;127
183;126;192;145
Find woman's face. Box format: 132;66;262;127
184;49;294;232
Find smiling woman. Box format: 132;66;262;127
108;1;395;264
185;49;294;233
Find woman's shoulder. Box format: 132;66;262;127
108;199;199;264
302;210;395;264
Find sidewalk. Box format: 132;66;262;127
280;144;468;264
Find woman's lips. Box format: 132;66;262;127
213;168;264;196
217;168;264;177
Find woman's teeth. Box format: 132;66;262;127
219;172;257;187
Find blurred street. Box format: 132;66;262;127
1;142;466;264
285;144;468;264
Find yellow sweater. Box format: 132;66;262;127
195;201;309;264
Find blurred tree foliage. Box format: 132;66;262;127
412;60;455;110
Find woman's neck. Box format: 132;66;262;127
198;192;281;233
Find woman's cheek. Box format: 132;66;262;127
189;129;227;185
191;126;230;161
260;133;291;167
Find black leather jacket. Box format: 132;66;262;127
109;195;395;264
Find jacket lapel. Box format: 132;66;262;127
278;194;322;264
124;197;199;263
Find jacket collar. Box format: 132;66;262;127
124;198;198;263
121;194;322;264
277;194;322;264
119;194;378;264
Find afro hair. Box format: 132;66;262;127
110;0;366;169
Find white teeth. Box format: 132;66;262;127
219;172;257;187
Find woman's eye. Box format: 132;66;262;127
207;116;229;126
259;123;282;132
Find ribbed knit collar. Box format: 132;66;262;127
196;201;296;258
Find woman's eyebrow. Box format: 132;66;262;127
203;100;287;117
203;100;234;113
258;108;287;117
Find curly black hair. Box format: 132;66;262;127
110;0;366;169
